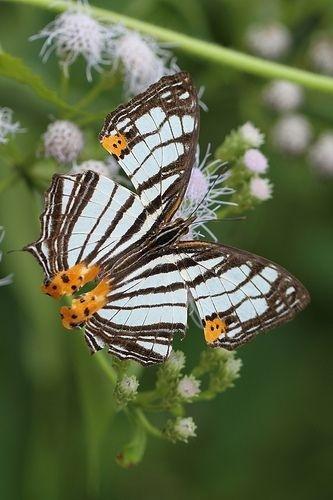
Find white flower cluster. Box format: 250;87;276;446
70;158;120;178
309;35;333;76
308;132;333;176
177;375;201;401
245;22;291;60
108;27;176;95
0;107;24;144
31;6;175;93
272;114;312;156
263;80;303;112
176;145;234;240
165;416;197;443
42;120;84;164
238;123;273;201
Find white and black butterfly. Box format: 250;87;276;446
25;72;310;365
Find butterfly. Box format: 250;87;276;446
25;72;310;365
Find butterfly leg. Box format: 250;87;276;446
60;280;110;330
42;262;100;299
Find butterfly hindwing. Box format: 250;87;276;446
174;241;310;349
100;71;199;222
85;250;188;365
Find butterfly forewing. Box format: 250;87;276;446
99;71;199;222
25;171;158;279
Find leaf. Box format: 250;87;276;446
0;49;73;112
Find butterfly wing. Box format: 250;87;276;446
174;241;310;349
99;71;199;222
25;171;159;280
85;250;188;365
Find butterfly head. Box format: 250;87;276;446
42;262;100;299
60;279;110;330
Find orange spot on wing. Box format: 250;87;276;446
60;280;110;330
42;262;99;299
100;132;128;159
203;314;227;344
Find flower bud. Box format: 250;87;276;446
165;417;197;443
114;375;139;407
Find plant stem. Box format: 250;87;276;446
94;352;118;386
134;408;163;438
4;0;333;93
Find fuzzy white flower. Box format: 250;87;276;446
272;114;312;155
176;146;234;241
0;227;13;287
262;80;303;112
243;148;268;174
119;375;139;397
249;177;273;201
173;417;197;443
43;120;84;164
309;35;333;76
71;159;110;176
308;132;333;176
177;375;201;400
165;350;186;373
0;107;24;144
239;122;265;147
245;22;291;60
108;27;175;95
31;8;109;80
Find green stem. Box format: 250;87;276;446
4;0;333;93
134;408;163;438
63;294;117;385
94;352;118;386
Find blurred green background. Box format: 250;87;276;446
0;1;332;499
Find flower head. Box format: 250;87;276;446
108;27;175;95
245;22;291;60
114;375;139;407
249;177;273;201
0;227;13;287
43;120;84;164
262;80;303;112
164;350;186;374
31;7;109;80
176;146;233;241
309;35;333;76
308;132;333;176
0;107;24;144
239;122;265;147
71;159;110;177
272;114;312;155
165;417;197;443
243;148;268;174
177;375;201;400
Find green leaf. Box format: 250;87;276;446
0;49;73;112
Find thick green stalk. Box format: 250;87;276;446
3;0;333;94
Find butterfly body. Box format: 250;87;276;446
25;72;310;365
